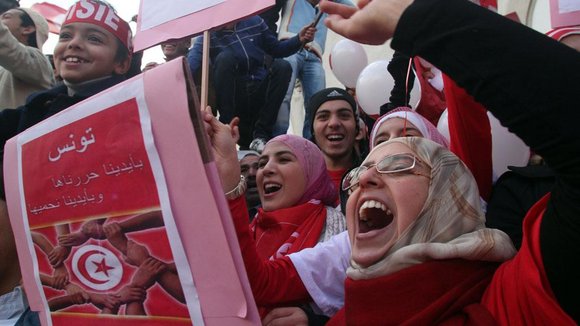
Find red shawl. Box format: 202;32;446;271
327;168;347;195
481;194;575;325
444;74;493;201
251;201;327;260
328;259;499;325
413;57;447;127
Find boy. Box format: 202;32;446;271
0;0;132;153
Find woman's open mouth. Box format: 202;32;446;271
358;199;394;233
263;182;282;195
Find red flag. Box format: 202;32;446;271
31;2;67;34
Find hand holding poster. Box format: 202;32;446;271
4;59;259;325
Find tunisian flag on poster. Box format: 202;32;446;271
133;0;273;51
4;59;260;326
31;2;68;34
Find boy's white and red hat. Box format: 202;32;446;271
63;0;132;52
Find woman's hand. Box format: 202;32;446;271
202;106;242;193
320;0;413;45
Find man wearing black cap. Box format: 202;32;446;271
308;87;366;193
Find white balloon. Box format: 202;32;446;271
410;74;422;109
488;112;530;179
356;60;421;116
428;68;444;92
329;39;368;88
356;60;389;115
436;108;450;142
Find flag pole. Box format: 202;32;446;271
200;30;210;111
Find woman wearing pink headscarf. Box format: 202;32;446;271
204;124;346;317
247;134;345;261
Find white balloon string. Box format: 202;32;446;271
405;57;413;107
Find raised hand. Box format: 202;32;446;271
201;106;241;193
319;0;412;45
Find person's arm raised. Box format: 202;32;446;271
201;106;241;193
319;0;412;45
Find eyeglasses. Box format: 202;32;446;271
341;153;431;192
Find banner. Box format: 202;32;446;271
550;0;580;28
4;59;259;325
31;2;68;34
133;0;273;52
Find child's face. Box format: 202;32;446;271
54;22;129;84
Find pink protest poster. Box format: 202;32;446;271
550;0;580;28
4;59;260;325
21;98;192;324
133;0;273;51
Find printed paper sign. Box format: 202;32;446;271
550;0;580;28
18;94;196;325
134;0;273;51
140;0;225;31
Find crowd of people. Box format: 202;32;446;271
1;0;579;325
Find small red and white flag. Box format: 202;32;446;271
31;2;67;34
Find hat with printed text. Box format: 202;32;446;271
63;0;132;51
